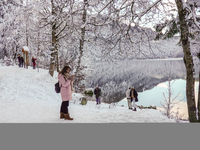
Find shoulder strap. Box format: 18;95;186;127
58;80;62;87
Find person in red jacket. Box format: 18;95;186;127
32;57;37;69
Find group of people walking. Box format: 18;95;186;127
93;86;138;111
57;65;139;121
17;55;24;67
126;87;138;111
17;54;37;69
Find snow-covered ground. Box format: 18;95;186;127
0;65;189;123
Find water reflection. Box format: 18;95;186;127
86;58;198;105
115;79;185;105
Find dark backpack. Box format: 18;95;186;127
55;81;61;93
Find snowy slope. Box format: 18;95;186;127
0;65;189;123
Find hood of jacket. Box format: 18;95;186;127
58;73;63;79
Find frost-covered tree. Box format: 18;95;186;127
0;0;8;58
38;0;83;76
84;0;166;61
0;0;44;64
1;0;199;116
0;0;21;59
87;0;199;122
153;0;200;122
160;77;183;119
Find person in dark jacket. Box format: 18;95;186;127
21;56;24;67
130;87;138;111
17;55;22;67
94;86;101;105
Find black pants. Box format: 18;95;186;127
19;62;21;67
60;101;69;114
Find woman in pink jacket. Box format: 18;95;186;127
58;66;74;120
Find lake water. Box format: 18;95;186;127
117;79;199;120
85;58;199;120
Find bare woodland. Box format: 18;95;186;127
0;0;199;122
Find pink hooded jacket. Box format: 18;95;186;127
58;73;73;101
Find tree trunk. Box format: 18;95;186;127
197;53;200;122
26;24;28;47
14;45;18;60
167;79;171;118
49;0;57;77
56;51;59;72
49;25;57;77
175;0;197;122
198;71;200;122
37;32;40;72
74;0;87;86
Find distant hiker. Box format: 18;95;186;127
32;57;37;69
21;56;24;67
126;87;132;110
130;87;138;111
94;86;101;105
58;66;75;120
17;55;22;67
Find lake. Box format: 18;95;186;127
85;58;199;120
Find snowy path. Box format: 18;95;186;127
0;65;188;123
0;65;21;78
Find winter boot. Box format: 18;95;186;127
60;112;65;119
133;108;137;111
64;113;74;120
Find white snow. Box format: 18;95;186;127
22;46;29;52
0;65;189;123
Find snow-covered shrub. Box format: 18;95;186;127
109;103;117;109
4;56;15;66
72;93;84;104
171;108;184;123
0;58;5;66
84;89;93;96
137;105;157;109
